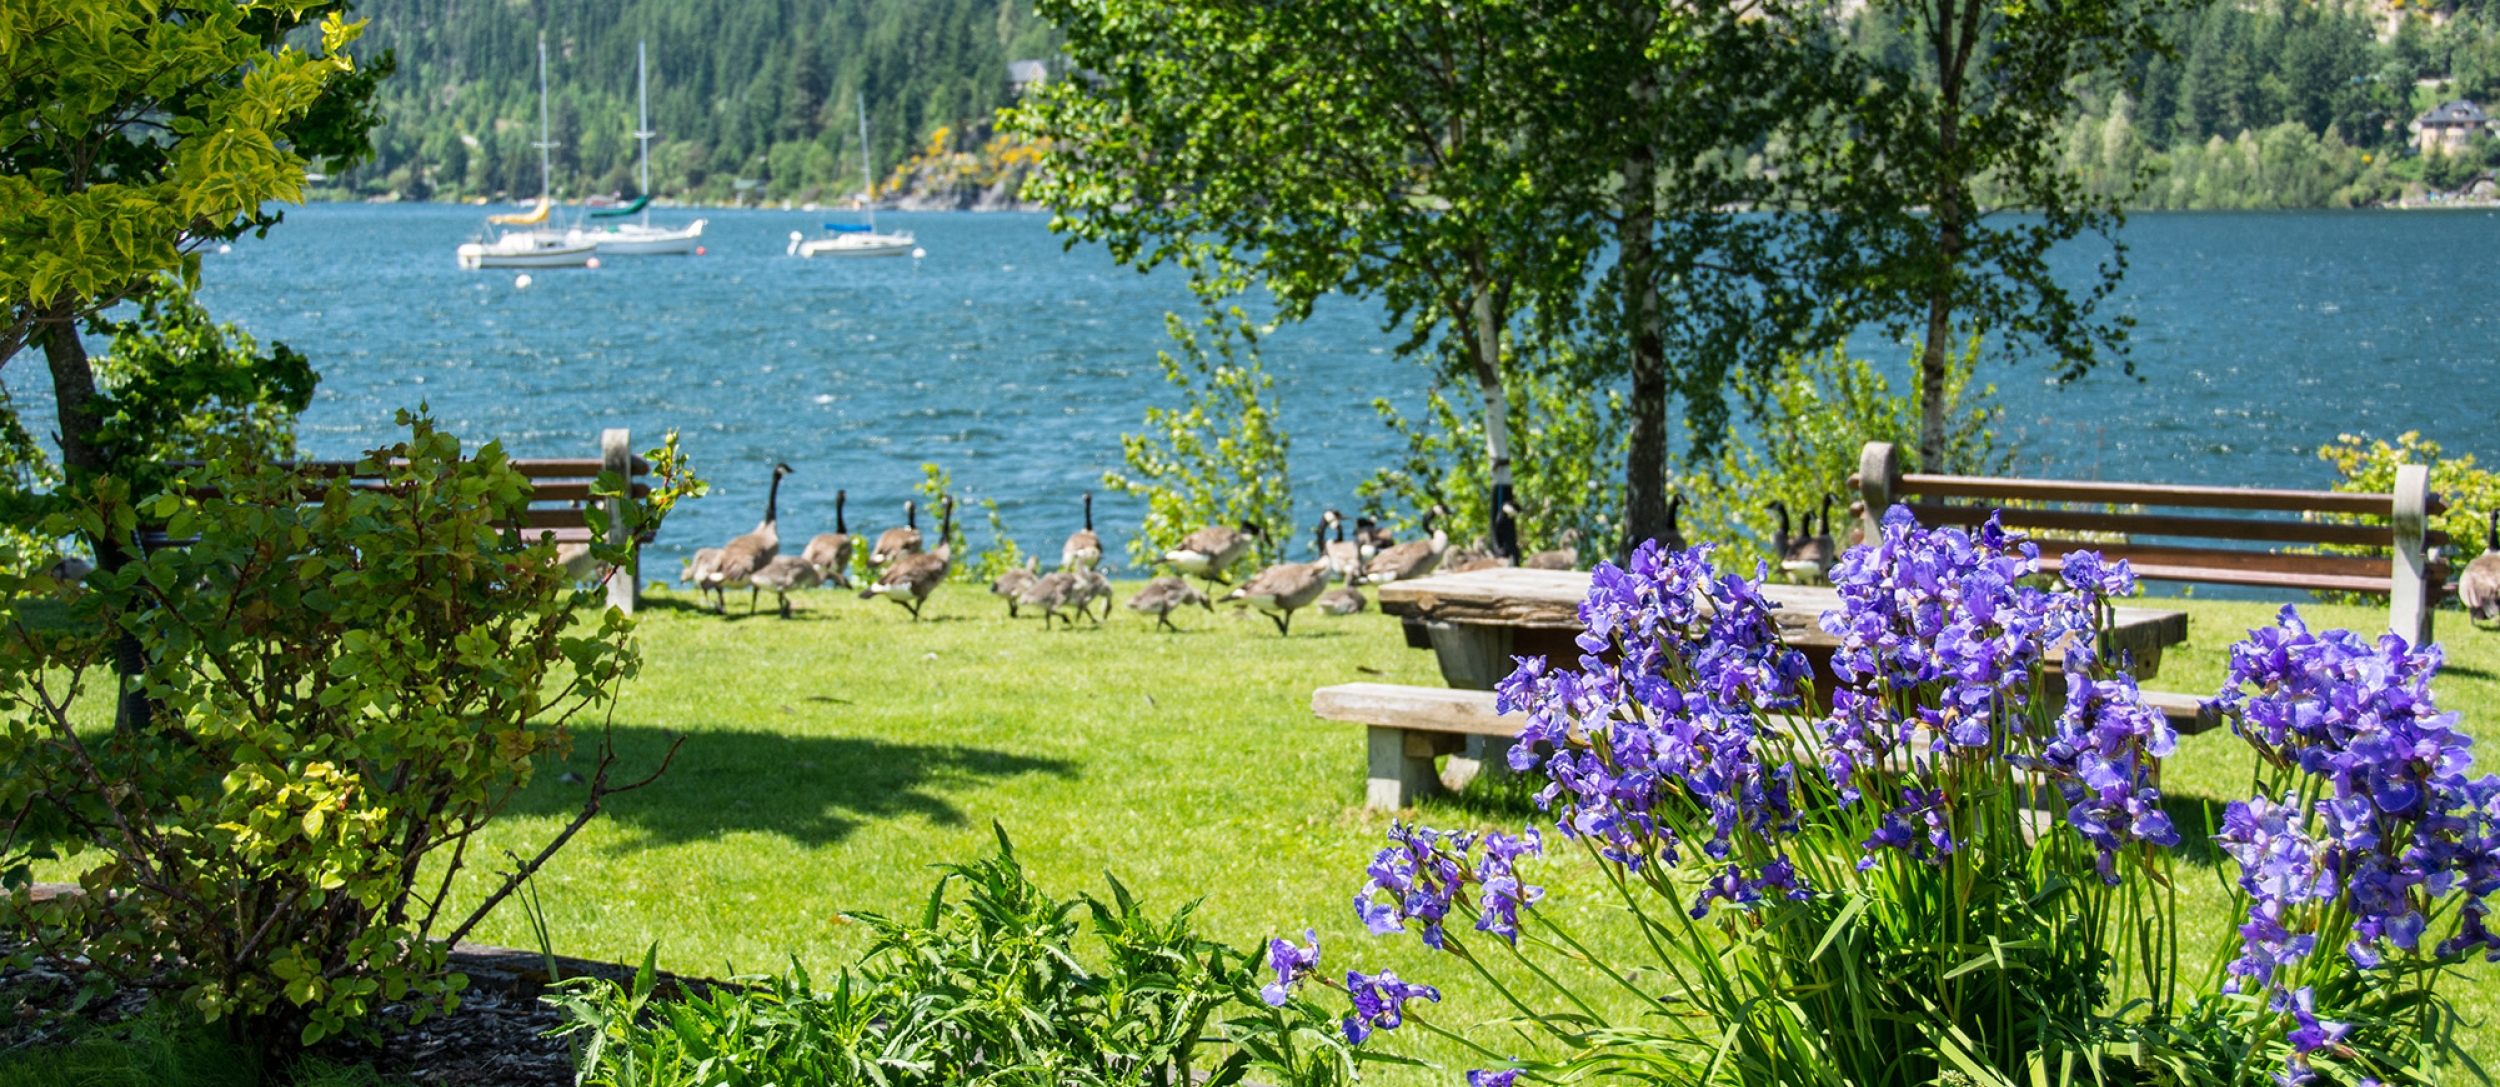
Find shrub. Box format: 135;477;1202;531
1269;512;2498;1085
1677;340;2005;573
2317;430;2500;563
0;413;696;1051
554;827;1364;1086
1358;356;1625;563
1101;306;1293;572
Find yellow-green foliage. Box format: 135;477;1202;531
0;0;376;344
1101;307;1292;571
0;415;696;1048
2318;431;2500;557
1678;342;2004;573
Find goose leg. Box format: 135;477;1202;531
1157;610;1176;632
1267;611;1290;636
779;592;793;619
747;587;760;615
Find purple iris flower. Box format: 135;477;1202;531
1468;1072;1521;1087
1260;929;1320;1006
1341;969;1439;1044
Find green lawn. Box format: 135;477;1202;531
412;580;2500;1079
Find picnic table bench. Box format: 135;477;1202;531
1316;566;2194;810
165;429;654;613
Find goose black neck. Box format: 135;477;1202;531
2489;508;2497;554
1083;493;1093;532
836;491;847;534
764;469;783;525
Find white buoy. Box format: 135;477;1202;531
585;257;601;269
912;247;927;259
514;274;533;289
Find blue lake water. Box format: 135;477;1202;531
9;205;2499;571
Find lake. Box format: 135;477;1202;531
9;205;2498;571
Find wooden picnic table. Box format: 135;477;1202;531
1373;567;2190;692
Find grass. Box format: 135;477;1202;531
434;582;2500;1077
12;579;2500;1082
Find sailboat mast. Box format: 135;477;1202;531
532;37;555;211
634;41;655;225
859;97;873;232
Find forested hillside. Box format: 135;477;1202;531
1901;0;2500;208
327;0;1056;203
332;0;2500;208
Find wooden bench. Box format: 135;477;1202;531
166;429;653;613
1852;441;2447;646
1312;682;1519;809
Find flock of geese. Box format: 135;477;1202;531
672;465;1594;633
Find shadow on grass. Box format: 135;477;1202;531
515;725;1077;849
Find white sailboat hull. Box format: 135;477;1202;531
458;231;596;269
572;219;707;255
797;231;915;258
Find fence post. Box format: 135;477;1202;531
2391;462;2431;646
602;428;636;615
1856;441;1898;544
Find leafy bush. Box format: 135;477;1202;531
1358;356;1625;561
554;827;1363;1086
89;276;317;471
1678;341;2005;572
1101;306;1292;571
2317;430;2500;563
0;413;695;1051
1271;514;2498;1085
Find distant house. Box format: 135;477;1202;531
1008;60;1049;95
2411;99;2493;155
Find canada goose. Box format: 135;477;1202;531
871;500;923;569
1163;520;1264;585
1321;512;1363;582
683;547;726;611
802;490;856;588
1523;527;1580;570
992;557;1041;617
1316;585;1367;615
749;554;824;618
1017;570;1082;629
1767;500;1794;568
1227;521;1333;635
1355;517;1393;564
861;496;954;619
713;463;792;614
1781;496;1836;579
2461;510;2500;624
553;541;601;583
1069;567;1114;621
1442;541;1506;574
1362;505;1450;584
1062;493;1102;570
1125;576;1210;631
1663;493;1687;552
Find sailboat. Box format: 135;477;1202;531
458;37;594;269
568;42;706;256
789;99;916;259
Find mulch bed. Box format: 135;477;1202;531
2;884;724;1086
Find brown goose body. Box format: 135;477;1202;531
1228;521;1333;634
749;554;824;618
992;562;1040;617
1017;570;1082;628
1061;492;1102;570
1321;512;1363;582
862;497;953;619
1362;505;1449;585
870;500;923;568
711;463;792;614
1316;585;1367;615
1164;520;1263;584
2461;510;2500;623
802;489;855;587
1781;496;1836;580
1124;576;1211;631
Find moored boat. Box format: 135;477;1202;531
566;44;707;257
458;38;591;270
788;100;919;260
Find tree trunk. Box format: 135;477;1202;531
1918;0;1972;474
39;309;149;732
1617;53;1665;560
1467;269;1512;523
